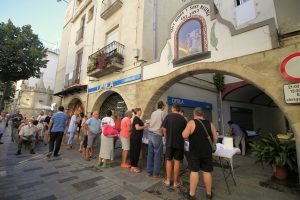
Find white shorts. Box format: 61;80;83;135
120;135;130;150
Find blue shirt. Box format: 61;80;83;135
86;117;101;134
230;123;245;136
50;112;69;132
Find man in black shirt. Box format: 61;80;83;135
162;104;187;188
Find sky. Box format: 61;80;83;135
0;0;68;50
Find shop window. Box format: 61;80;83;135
175;17;208;60
87;6;94;23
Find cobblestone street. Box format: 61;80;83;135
0;126;299;200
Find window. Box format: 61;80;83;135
106;27;119;45
87;6;94;22
236;0;249;6
75;51;83;84
76;15;85;42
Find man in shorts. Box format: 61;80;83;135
85;111;101;159
182;108;218;200
162;104;187;188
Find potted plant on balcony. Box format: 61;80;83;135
250;133;297;180
111;52;124;64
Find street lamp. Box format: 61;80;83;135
57;0;69;3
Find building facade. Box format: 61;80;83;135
14;50;59;117
54;0;300;175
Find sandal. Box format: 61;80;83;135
130;167;141;173
120;163;131;169
162;179;171;187
101;163;111;168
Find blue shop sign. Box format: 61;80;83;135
88;74;141;93
167;96;212;110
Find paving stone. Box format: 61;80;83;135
58;176;78;183
72;176;104;192
2;194;22;200
36;195;57;200
109;194;127;200
24;166;44;172
55;164;71;169
17;180;44;190
40;171;59;177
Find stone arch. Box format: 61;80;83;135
91;89;129;119
67;96;84;114
141;61;299;136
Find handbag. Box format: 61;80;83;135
197;119;217;153
102;124;119;136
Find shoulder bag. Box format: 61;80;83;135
197;119;217;153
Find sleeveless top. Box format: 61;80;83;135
189;119;213;158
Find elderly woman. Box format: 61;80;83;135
98;110;115;168
130;108;147;173
120;110;133;168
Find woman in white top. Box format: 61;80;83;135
98;110;115;168
67;111;80;149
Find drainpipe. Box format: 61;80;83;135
153;0;157;59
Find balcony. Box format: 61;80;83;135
65;69;81;88
75;27;84;44
100;0;123;20
87;41;124;78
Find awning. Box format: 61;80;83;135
54;84;87;97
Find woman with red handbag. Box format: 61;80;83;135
98;110;115;168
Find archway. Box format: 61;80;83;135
140;59;300;177
68;98;84;114
92;91;128;120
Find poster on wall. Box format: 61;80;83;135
283;83;300;104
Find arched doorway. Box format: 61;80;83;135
98;92;127;120
68;98;84;114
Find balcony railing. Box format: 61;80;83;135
87;41;124;78
100;0;123;20
65;69;81;88
75;27;84;44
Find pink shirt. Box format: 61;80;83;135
120;117;131;139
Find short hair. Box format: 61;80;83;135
157;101;165;109
180;109;185;114
80;112;84;118
228;121;234;125
33;120;39;126
194;107;204;117
125;110;133;117
106;110;112;117
172;104;181;112
131;108;141;115
58;106;64;112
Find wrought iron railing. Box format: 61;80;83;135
87;41;124;73
76;27;84;43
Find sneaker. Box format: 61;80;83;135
206;192;213;200
183;192;196;200
46;152;52;158
16;150;21;155
30;150;35;154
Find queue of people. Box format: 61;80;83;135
3;102;248;200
